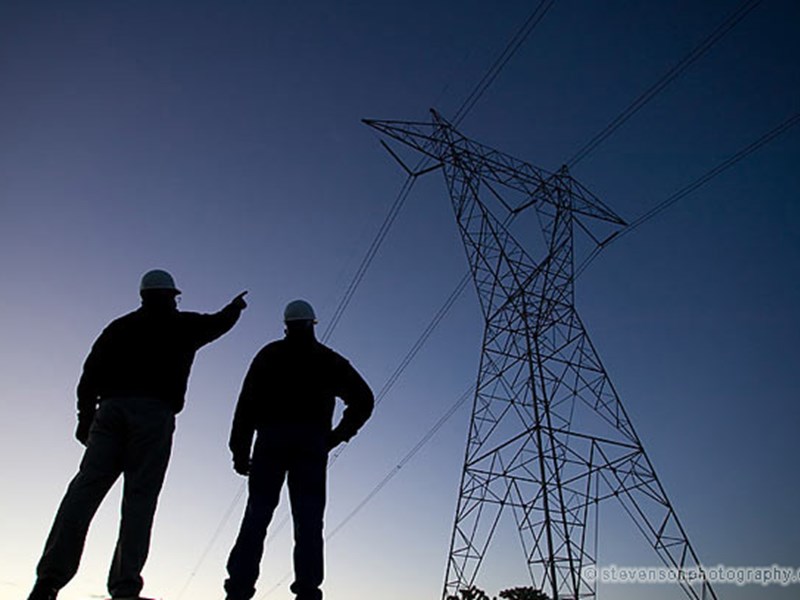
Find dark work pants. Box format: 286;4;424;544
36;397;175;598
225;426;328;600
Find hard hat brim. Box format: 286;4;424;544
141;286;181;295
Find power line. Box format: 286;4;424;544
329;385;474;540
326;271;472;467
573;109;800;280
626;113;800;233
321;174;418;343
321;0;557;344
374;273;472;405
451;0;556;126
566;0;763;168
174;483;247;600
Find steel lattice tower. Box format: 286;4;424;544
365;112;717;600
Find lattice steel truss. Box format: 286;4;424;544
365;111;718;600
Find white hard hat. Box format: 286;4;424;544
284;299;316;323
140;269;181;294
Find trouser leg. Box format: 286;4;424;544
107;399;175;598
35;404;125;590
225;446;287;600
287;450;327;600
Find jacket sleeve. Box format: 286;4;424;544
229;350;265;462
76;324;114;417
330;358;374;443
191;301;244;349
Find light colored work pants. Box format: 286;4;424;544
36;397;175;597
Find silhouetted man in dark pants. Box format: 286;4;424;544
27;269;247;600
225;299;374;600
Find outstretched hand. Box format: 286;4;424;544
231;291;248;311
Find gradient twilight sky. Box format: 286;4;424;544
1;2;798;600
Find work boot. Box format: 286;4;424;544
27;580;58;600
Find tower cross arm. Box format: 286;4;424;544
364;112;627;228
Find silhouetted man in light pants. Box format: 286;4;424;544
28;269;247;600
225;300;374;600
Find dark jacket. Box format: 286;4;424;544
77;302;243;416
229;335;374;462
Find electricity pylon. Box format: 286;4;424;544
365;111;718;600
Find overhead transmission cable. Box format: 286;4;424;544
621;113;800;236
321;174;418;343
175;485;247;600
574;109;800;280
451;0;556;126
373;274;472;406
320;0;556;344
328;385;475;540
566;0;763;168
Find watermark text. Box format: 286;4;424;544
582;564;800;587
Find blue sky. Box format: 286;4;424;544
1;2;798;600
